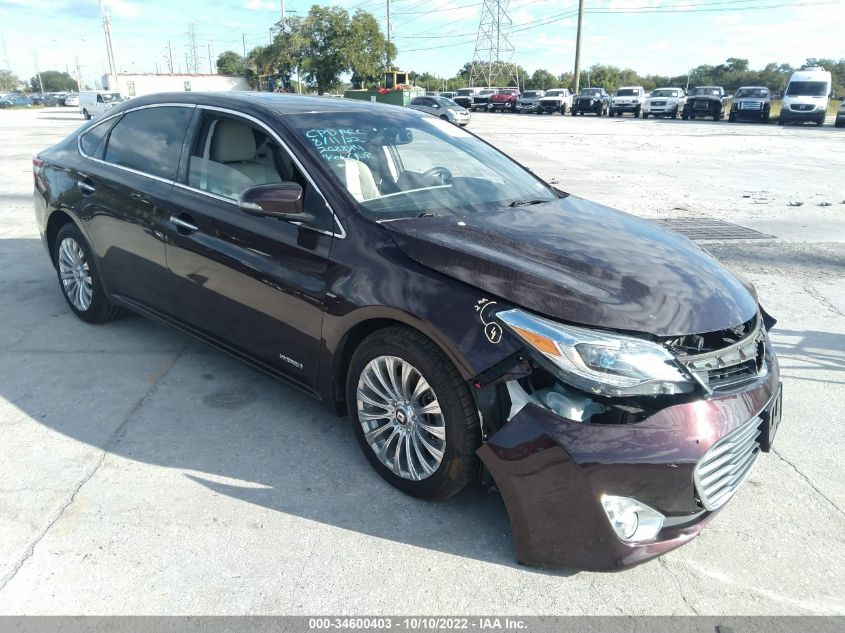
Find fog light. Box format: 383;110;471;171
600;495;665;542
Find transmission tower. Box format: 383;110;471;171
186;23;200;74
470;0;519;88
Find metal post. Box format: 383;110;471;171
167;41;174;73
98;0;118;90
242;33;247;59
207;42;212;74
386;0;391;68
573;0;584;94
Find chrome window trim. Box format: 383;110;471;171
76;101;345;239
195;104;346;239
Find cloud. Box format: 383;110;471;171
103;0;141;18
242;0;279;10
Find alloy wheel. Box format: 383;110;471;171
58;237;93;311
356;355;446;481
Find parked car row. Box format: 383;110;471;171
0;92;81;108
436;67;838;127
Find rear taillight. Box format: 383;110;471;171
32;157;44;184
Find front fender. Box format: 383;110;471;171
317;216;524;405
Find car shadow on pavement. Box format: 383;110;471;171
0;238;578;576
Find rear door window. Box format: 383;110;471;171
104;106;193;180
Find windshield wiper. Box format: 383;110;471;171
507;199;547;208
417;211;440;218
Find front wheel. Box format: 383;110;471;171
54;223;124;323
634;106;641;117
440;114;449;121
642;112;648;119
729;112;736;122
347;326;480;500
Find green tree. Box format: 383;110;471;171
216;50;246;75
29;70;77;92
0;69;21;91
348;9;396;89
525;69;558;90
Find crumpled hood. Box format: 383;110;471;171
384;196;758;337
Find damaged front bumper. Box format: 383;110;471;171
477;348;780;571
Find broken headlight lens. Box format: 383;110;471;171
496;309;694;397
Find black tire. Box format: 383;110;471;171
778;119;785;126
642;111;648;119
681;113;688;120
816;115;825;126
346;326;480;500
729;113;736;122
671;109;678;119
713;111;721;121
53;222;124;324
571;109;576;116
82;109;91;120
762;113;770;124
690;115;696;120
634;106;641;117
440;114;449;121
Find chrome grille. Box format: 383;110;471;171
791;104;813;111
694;416;762;510
739;101;763;110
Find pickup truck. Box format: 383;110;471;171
536;88;572;114
471;88;498;111
682;86;729;121
452;88;479;111
488;89;520;112
571;88;610;116
609;86;646;117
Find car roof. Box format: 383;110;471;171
108;91;421;119
736;86;769;89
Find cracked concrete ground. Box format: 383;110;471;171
0;108;843;614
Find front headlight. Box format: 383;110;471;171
497;309;694;397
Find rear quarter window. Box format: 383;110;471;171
104;106;193;180
79;118;117;158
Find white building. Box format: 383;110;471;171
102;73;249;97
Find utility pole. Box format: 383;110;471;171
98;0;119;91
165;42;174;73
185;52;189;75
207;42;212;74
33;53;44;92
281;0;286;29
573;0;584;94
75;56;83;91
386;0;391;68
242;33;247;59
1;33;11;72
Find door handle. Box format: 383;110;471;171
77;180;96;195
169;215;198;234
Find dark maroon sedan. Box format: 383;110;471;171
33;92;782;570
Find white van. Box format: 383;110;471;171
79;90;125;120
779;66;832;126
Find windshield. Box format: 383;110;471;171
786;81;828;97
579;89;601;96
691;87;721;96
288;111;558;220
616;89;638;96
521;91;540;98
101;93;124;103
650;89;678;98
479;90;495;95
457;89;474;96
735;88;769;99
545;90;564;97
436;97;459;108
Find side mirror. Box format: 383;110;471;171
238;182;313;223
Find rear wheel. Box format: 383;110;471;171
634;105;641;117
642;111;648;119
347;326;480;500
439;114;449;121
729;112;736;122
54;223;123;323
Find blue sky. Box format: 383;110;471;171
1;0;843;87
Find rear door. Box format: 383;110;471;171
75;104;194;313
164;107;338;391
